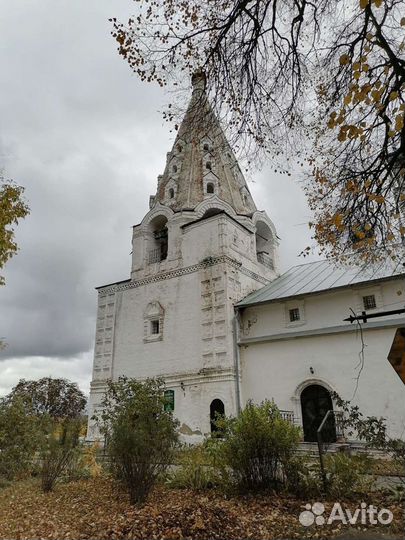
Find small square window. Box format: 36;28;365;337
289;308;300;322
363;294;376;310
151;319;160;335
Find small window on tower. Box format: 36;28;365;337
173;164;177;173
203;143;210;151
169;188;174;199
177;144;182;153
151;319;160;335
206;182;214;194
363;294;376;310
289;308;300;322
206;162;212;170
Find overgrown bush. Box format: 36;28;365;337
324;453;374;499
284;455;322;498
96;377;179;505
285;453;374;499
218;400;301;492
40;417;82;492
167;443;226;490
333;393;405;484
0;397;40;480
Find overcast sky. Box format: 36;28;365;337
0;0;319;397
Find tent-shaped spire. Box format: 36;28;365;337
155;72;257;215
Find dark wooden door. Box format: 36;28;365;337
301;385;336;443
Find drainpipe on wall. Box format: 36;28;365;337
232;307;242;414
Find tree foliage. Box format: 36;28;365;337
95;377;179;504
111;0;405;262
0;176;29;286
0;396;40;480
7;377;87;421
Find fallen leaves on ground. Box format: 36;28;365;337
0;476;402;540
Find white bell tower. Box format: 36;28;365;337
87;73;279;441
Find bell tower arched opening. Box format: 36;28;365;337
255;221;274;270
148;215;168;264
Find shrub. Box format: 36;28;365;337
96;377;179;505
218;400;301;492
40;417;81;492
284;455;322;498
167;444;225;490
324;453;374;499
332;393;405;486
0;397;40;480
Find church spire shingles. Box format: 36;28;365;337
155;73;257;215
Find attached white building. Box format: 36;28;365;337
236;261;405;441
87;73;405;443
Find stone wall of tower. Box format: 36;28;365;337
87;248;273;441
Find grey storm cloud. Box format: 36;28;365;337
0;0;318;395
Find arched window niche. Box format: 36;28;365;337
206;182;215;194
210;399;225;433
148;215;168;264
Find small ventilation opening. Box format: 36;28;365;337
206;182;214;194
203;143;210;151
206;162;212;170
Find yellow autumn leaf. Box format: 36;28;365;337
360;0;369;8
395;114;404;131
389;91;399;101
401;17;405;26
339;54;350;65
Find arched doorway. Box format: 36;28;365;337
210;399;225;433
300;384;336;443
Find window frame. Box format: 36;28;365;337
289;307;301;322
362;294;377;311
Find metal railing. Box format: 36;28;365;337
148;248;166;264
279;410;295;423
257;251;274;270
